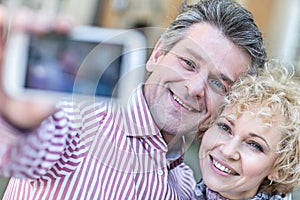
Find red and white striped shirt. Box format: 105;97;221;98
0;87;195;200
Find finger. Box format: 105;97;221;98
12;8;54;34
2;97;56;130
10;8;73;35
52;14;74;34
0;5;7;39
0;5;7;83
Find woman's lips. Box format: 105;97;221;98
210;155;239;176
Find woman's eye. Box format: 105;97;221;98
209;79;227;94
217;122;231;133
248;141;264;153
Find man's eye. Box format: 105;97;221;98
209;79;227;94
179;57;196;71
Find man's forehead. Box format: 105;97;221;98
172;38;211;63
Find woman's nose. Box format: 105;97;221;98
219;139;241;160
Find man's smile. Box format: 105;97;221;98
172;94;194;111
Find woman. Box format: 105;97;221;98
194;60;300;199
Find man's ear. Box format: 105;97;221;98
146;39;164;72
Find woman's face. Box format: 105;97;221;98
199;106;282;199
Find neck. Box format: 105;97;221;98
162;131;185;161
162;131;183;150
162;132;174;145
162;131;183;146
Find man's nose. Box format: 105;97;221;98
186;73;207;98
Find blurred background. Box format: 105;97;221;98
2;0;300;67
1;0;300;198
53;0;300;70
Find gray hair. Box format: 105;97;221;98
160;0;266;74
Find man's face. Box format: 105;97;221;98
144;23;251;138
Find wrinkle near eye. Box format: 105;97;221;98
208;78;227;95
217;122;231;133
178;56;197;71
248;141;264;153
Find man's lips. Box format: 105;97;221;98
210;155;239;176
172;94;193;111
172;93;201;112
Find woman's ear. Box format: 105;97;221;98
267;173;274;182
146;39;164;72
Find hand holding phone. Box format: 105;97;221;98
3;26;147;103
0;7;73;130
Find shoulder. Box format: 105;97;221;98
253;192;291;200
193;179;206;200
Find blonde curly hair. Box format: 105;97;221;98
221;60;300;194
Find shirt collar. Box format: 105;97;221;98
122;84;161;137
194;179;287;200
122;84;185;161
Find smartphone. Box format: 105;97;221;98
3;26;147;102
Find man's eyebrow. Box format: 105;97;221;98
186;47;206;63
186;47;234;85
220;73;234;86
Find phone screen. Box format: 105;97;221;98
25;34;123;97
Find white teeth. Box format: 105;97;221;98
213;159;235;175
173;95;193;111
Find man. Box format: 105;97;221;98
0;0;266;199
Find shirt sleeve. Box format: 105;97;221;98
0;100;88;180
168;162;196;200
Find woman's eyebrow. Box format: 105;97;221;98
249;132;270;150
219;116;235;126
